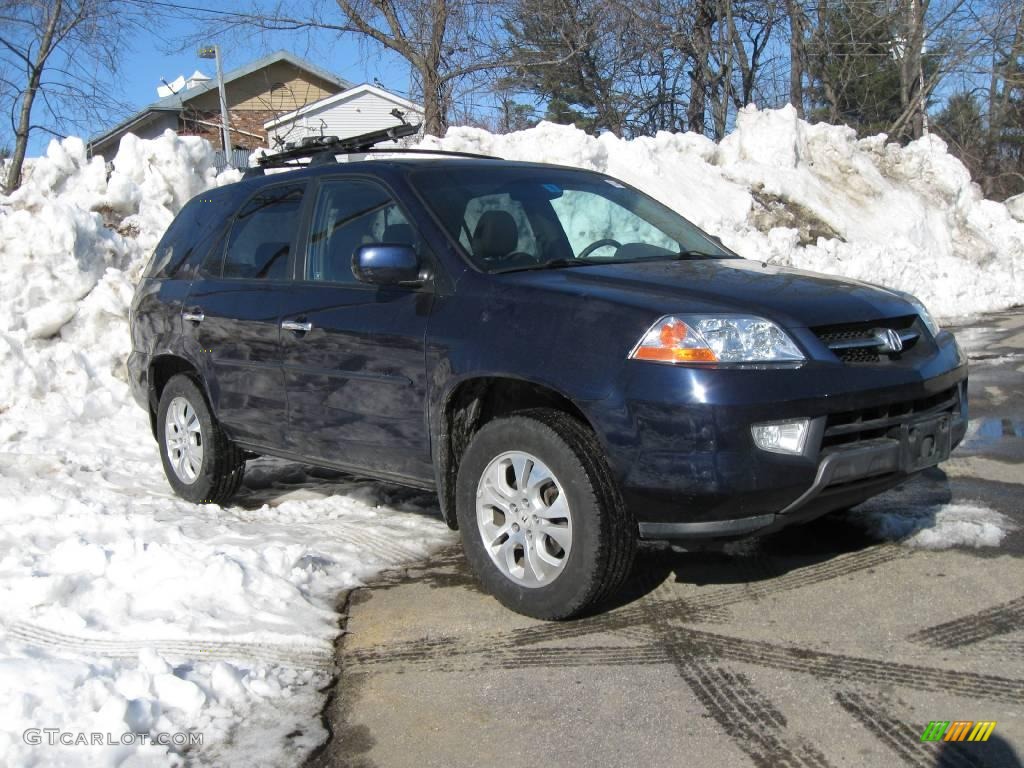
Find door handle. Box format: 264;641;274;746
182;311;205;323
281;320;312;333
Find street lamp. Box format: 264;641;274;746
198;44;232;166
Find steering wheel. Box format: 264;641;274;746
578;238;622;259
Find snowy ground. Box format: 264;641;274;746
1;110;1022;766
0;134;454;767
0;422;452;767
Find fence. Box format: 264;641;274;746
213;148;252;172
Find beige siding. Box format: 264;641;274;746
184;63;340;114
269;90;424;146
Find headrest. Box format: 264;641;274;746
472;210;518;261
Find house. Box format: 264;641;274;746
263;84;425;150
88;50;352;160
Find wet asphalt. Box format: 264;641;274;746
308;310;1024;768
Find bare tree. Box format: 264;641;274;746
195;0;512;137
0;0;140;193
785;0;807;116
974;0;1024;197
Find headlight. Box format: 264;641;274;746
629;315;805;364
900;293;940;336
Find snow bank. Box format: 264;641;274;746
424;105;1024;318
0;132;452;767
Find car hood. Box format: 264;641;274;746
499;257;916;328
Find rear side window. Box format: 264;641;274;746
220;184;305;280
144;192;237;279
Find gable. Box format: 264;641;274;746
265;87;424;144
183;61;343;113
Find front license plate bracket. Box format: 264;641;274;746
901;414;952;472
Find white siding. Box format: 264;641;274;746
269;90;424;148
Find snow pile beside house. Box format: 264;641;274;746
428;104;1024;318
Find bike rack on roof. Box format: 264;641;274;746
241;122;499;179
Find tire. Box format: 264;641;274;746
455;408;635;620
156;374;245;505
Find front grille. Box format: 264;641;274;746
813;315;928;364
821;386;959;450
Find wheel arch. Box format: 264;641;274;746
147;354;206;439
434;375;600;530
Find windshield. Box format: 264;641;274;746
411;166;735;273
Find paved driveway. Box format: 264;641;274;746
310;310;1024;768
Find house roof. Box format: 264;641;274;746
264;83;424;130
90;50;353;151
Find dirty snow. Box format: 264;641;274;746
2;108;1022;765
849;500;1014;549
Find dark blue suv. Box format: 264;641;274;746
128;138;968;619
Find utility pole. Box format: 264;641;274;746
198;44;232;166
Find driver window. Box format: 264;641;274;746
307;179;420;284
460;193;539;262
551;189;678;258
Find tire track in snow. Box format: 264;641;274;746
3;621;335;670
327;521;429;564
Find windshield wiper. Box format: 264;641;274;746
494;258;599;274
670;249;721;260
536;258;596;269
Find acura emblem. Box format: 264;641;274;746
872;327;904;354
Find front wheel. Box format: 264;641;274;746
156;374;245;505
455;409;635;620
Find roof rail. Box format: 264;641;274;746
240;122;500;179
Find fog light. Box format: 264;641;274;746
751;419;810;455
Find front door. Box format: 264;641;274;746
281;176;434;483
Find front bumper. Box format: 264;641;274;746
636;427;956;540
589;331;968;541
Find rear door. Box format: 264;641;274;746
183;181;307;449
280;175;435;483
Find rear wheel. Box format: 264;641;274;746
456;409;635;620
156;374;245;505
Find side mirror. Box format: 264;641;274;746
352;244;423;286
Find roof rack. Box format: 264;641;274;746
241;122;498;179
